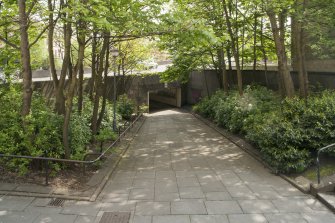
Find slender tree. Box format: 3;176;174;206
266;2;295;97
18;0;33;116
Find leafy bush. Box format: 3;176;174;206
139;104;149;113
0;87;63;174
117;94;135;120
96;128;117;142
69;112;91;160
96;127;117;151
193;90;227;119
193;85;335;173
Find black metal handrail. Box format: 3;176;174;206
316;143;335;184
0;114;143;185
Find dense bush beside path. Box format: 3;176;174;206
193;86;335;173
0;86;135;174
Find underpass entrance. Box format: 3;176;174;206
148;87;186;113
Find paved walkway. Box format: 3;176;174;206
0;109;334;223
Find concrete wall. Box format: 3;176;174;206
34;69;335;107
187;69;335;104
33;75;180;108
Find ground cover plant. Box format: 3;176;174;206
193;86;335;173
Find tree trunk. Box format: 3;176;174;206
91;32;109;136
63;64;77;159
222;0;243;96
227;45;233;85
77;6;87;113
253;12;258;74
48;0;59;89
260;16;269;88
55;1;72;115
212;50;222;89
89;32;97;100
267;10;295;97
18;0;33;116
218;48;229;93
293;0;309;98
97;40;110;130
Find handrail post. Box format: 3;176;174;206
317;152;321;184
315;143;335;184
44;151;49;186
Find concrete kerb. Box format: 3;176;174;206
0;115;147;202
317;193;335;213
190;110;335;213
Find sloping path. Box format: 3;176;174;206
0;109;334;223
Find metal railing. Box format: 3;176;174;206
0;114;144;186
316;143;335;184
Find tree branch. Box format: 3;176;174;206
27;0;38;17
28;24;50;48
0;35;20;50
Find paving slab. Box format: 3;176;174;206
99;201;136;212
238;200;279;214
200;181;226;192
228;214;268;223
33;213;77;223
301;212;335;223
152;215;190;223
265;213;307;223
101;193;129;203
0;211;38;223
179;187;205;199
135;202;170;216
0;183;18;191
271;198;315;213
74;215;97;223
30;198;53;207
61;201;101;216
171;200;206;215
131;216;152;223
226;185;257;199
25;206;62;214
155;192;180;201
0;196;34;211
190;215;229;223
177;177;200;187
129;188;154;200
205;201;242;214
205;191;232;201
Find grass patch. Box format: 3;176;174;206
302;164;335;182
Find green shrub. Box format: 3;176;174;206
0;87;63;174
247;114;312;172
96;128;117;142
117;94;135;120
282;92;335;155
139;104;149;113
96;127;117;151
193;90;227;119
193;85;335;173
69;112;91;160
